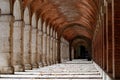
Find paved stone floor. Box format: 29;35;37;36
0;59;108;80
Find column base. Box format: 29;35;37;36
47;61;50;66
42;57;47;66
32;63;38;68
46;59;49;66
52;60;55;64
42;61;47;66
25;64;32;70
49;59;53;65
38;62;43;67
0;66;14;74
56;61;58;64
14;65;24;72
53;60;56;64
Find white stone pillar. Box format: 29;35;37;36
0;15;14;74
52;31;55;64
67;43;70;61
55;32;58;63
37;18;42;67
72;47;74;59
23;24;32;70
46;26;50;65
36;27;39;67
42;22;47;66
50;28;53;65
64;43;67;61
60;38;63;62
37;30;43;67
53;32;56;64
13;20;24;72
31;27;38;68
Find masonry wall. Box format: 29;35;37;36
92;0;120;79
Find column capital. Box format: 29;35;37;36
0;15;14;22
14;20;25;27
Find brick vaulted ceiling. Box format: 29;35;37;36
21;0;100;43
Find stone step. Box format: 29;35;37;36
15;72;100;75
0;79;103;80
0;59;103;80
0;74;102;79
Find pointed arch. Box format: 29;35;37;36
38;18;42;30
24;7;30;24
53;29;55;38
42;21;47;33
32;13;37;28
13;0;22;20
47;25;50;35
50;27;53;36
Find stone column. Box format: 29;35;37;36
60;38;63;62
31;27;38;68
65;43;67;61
55;32;58;63
52;36;55;64
67;43;70;61
42;33;47;66
42;22;47;66
13;20;24;72
37;29;43;67
72;47;74;60
54;38;56;64
0;15;14;74
23;24;32;70
46;26;50;65
50;28;53;65
37;18;42;67
36;25;42;67
52;31;56;64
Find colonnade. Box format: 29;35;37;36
0;0;70;74
60;37;70;62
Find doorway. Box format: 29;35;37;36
74;45;91;60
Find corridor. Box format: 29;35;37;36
0;0;120;80
0;59;110;80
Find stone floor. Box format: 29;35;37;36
0;59;110;80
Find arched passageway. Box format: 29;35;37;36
74;45;89;60
0;0;120;80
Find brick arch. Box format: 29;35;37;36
72;39;88;49
71;35;91;46
71;35;92;53
58;23;93;40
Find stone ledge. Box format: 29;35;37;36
0;15;14;22
0;66;14;74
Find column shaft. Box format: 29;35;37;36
42;33;47;66
23;24;32;70
47;35;50;65
50;37;53;64
0;15;14;74
31;28;38;68
37;30;43;67
13;20;24;72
